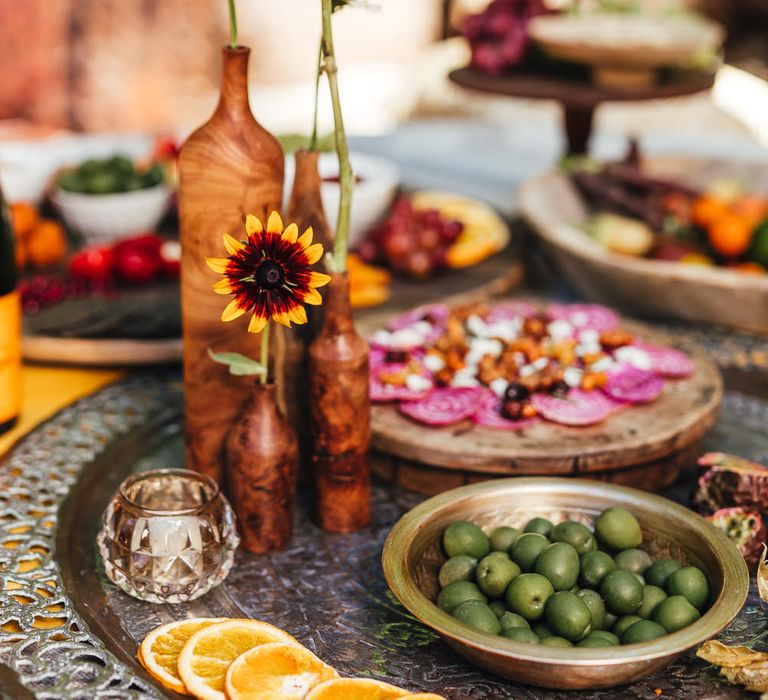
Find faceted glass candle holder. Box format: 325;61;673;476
97;469;239;603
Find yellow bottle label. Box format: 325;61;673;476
0;291;21;424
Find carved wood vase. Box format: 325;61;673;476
283;150;335;472
178;46;284;482
309;272;372;532
225;382;298;553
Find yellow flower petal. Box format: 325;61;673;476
223;233;245;255
308;271;332;288
205;257;230;274
212;279;233;295
245;214;263;236
248;313;268;334
301;287;323;305
272;310;291;328
304;243;324;265
221;298;247;322
281;223;299;244
288;305;308;325
297;227;314;249
267;211;283;234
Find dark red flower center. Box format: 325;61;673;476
256;260;285;290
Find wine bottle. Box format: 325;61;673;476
0;184;21;435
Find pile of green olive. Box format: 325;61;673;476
437;508;710;648
58;156;165;195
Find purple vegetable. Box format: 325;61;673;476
472;391;539;430
547;303;619;332
485;300;538;323
694;453;768;514
633;343;694;378
604;366;665;404
530;389;619;426
399;387;485;426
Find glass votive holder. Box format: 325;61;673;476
97;468;239;603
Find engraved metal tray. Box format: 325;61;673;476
1;370;768;699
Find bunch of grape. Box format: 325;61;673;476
19;275;109;314
463;0;548;75
357;197;463;280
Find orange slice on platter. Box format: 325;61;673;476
410;190;510;269
177;619;303;700
224;641;338;699
138;617;230;694
305;677;410;699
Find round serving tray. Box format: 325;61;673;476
358;304;722;495
519;158;768;334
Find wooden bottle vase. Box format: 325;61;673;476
225;382;298;553
309;273;371;532
178;46;284;482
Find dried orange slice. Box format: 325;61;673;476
409;695;449;699
138;617;229;694
224;641;338;699
177;619;303;700
305;677;410;699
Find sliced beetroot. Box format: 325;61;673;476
472;391;539;430
603;366;665;404
547;303;619;331
369;347;424;369
370;362;433;403
530;389;618;426
399;387;484;426
633;343;694;378
388;304;449;332
486;301;538;323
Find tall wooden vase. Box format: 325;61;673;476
282;150;335;472
178;46;284;481
309;273;371;532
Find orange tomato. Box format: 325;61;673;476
10;202;38;238
732;196;767;226
691;195;729;228
26;219;68;268
707;214;754;258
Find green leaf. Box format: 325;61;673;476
207;348;266;376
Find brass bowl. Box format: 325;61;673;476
382;477;748;690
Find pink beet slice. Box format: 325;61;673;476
486;301;538;323
547;303;619;331
530;389;618;426
633;343;694;378
388;304;449;331
472;391;539;430
370;363;433;403
399;387;484;426
604;366;665;404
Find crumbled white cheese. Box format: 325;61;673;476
451;370;481;388
575;342;601;358
547;319;573;341
490;378;509;397
405;374;432;392
564;367;583;388
519;364;536;378
412;321;433;337
466;315;489;337
423;354;445;373
466;338;503;365
614;346;652;370
578;329;600;345
571;311;589;327
387;329;422;348
486;322;517;342
532;357;549;371
589;356;614;373
513;352;527;366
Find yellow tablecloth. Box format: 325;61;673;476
0;365;122;457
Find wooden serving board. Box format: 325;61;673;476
358;303;723;495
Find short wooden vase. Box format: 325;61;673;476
225;382;299;553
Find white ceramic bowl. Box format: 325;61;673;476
52;184;171;244
284;151;400;247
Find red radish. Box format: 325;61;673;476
547;303;618;331
485;301;537;323
69;246;114;283
472;391;539;430
399;387;484;426
633;343;694;378
604;366;665;404
530;389;619;426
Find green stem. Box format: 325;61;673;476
321;0;353;273
259;321;270;385
309;39;324;152
227;0;238;49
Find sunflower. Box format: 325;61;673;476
205;211;331;334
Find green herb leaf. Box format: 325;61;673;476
207;348;266;376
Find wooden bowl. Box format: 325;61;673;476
519;169;768;334
528;14;723;89
382;477;748;690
